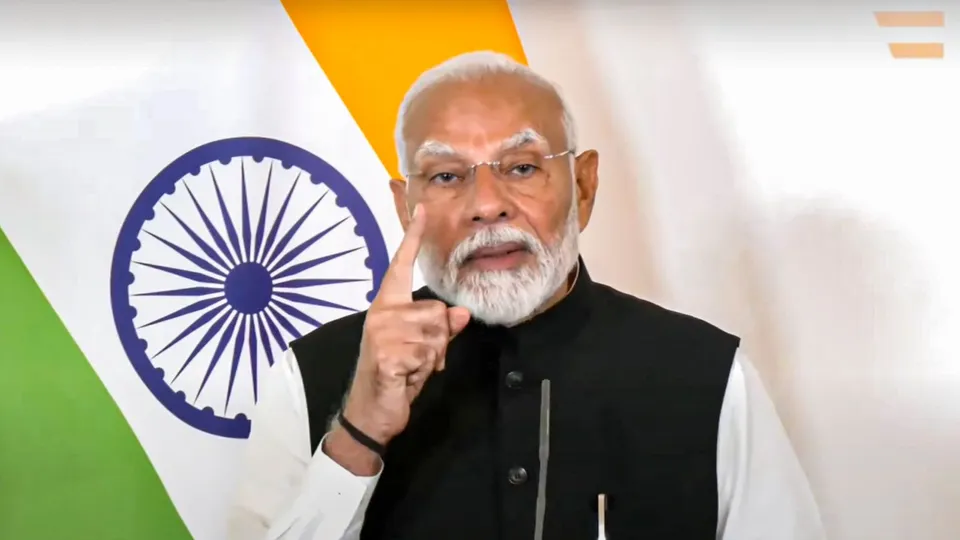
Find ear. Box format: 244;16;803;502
572;150;599;231
389;179;411;230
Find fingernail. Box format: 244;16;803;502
411;204;420;220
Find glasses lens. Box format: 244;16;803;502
413;150;564;201
495;151;551;194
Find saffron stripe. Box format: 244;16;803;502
281;0;528;178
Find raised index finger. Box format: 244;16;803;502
375;203;426;305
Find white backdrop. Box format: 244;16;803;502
511;2;960;539
2;1;957;538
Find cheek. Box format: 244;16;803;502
424;202;467;248
516;196;569;244
422;220;459;261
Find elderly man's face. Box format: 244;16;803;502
390;74;598;324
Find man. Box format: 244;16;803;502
228;51;825;540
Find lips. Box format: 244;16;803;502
465;242;527;261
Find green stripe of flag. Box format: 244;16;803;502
0;227;191;540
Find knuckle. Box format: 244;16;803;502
427;300;448;316
419;344;438;363
375;360;400;380
415;299;446;314
372;348;393;365
364;311;387;331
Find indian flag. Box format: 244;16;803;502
0;1;526;539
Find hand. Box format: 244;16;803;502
341;204;471;447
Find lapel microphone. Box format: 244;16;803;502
533;379;551;540
597;493;608;540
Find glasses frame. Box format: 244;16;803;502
404;148;577;184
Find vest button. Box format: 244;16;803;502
508;466;528;485
504;370;524;389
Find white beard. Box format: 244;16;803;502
418;202;581;326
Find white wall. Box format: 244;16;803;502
511;2;960;539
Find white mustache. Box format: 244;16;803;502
450;226;540;268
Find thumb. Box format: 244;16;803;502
436;306;471;372
447;306;471;338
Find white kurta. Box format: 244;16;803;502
227;347;826;540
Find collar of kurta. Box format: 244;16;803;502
413;256;593;350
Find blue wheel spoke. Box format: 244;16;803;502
266;304;305;340
143;230;226;278
138;296;223;329
273;277;367;289
160;202;231;272
272;247;362;280
268;216;347;275
267;302;300;341
194;312;240;401
271;298;325;328
247;317;260;402
210;165;245;264
263;190;328;269
184;183;237;267
261;309;290;352
151;302;227;360
134;261;224;285
224;316;248;410
274;291;356;313
240;162;254;262
173;308;233;382
258;172;300;264
252;162;273;263
255;313;276;368
133;286;222;298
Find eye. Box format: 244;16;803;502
428;172;463;185
506;163;540;178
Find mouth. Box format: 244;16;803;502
462;242;530;270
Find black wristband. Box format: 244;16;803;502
337;410;386;456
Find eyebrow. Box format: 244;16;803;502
497;128;548;153
410;128;551;173
413;140;459;164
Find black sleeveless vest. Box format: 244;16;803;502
290;259;739;540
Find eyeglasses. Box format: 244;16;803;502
405;149;575;202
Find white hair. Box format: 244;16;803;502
394;51;578;177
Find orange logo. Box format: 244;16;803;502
875;11;945;59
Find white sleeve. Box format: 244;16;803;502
226;348;382;540
715;349;826;540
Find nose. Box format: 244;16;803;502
467;164;515;225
